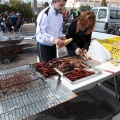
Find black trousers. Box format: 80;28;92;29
14;23;21;32
6;23;13;32
37;42;56;62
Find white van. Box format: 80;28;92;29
91;7;120;33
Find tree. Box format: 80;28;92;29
9;0;22;7
0;0;33;19
101;0;107;6
80;5;91;12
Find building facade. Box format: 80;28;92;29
65;0;120;8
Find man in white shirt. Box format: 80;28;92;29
36;0;67;62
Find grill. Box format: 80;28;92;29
0;65;64;120
0;44;28;65
0;44;28;57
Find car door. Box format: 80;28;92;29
110;10;120;28
92;8;107;32
97;9;108;32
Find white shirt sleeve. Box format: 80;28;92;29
36;12;55;45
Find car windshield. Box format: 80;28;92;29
92;9;98;16
98;9;107;19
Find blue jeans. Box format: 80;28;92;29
67;49;76;57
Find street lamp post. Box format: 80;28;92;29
33;0;37;26
93;0;95;7
40;1;43;10
109;0;111;6
79;0;81;11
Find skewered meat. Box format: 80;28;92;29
34;62;58;78
0;71;35;95
48;58;67;68
79;48;88;60
48;58;74;73
34;57;88;78
64;57;87;69
64;69;95;81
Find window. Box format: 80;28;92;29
83;0;88;2
117;11;120;19
98;9;107;18
110;10;120;19
92;9;98;16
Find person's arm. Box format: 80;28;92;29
36;12;64;47
66;21;78;50
36;12;55;45
84;33;92;51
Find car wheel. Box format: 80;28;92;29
106;28;115;35
115;27;120;36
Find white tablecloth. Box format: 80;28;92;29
92;32;116;40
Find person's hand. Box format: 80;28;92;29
83;49;89;59
59;36;66;40
75;48;81;55
53;38;64;47
83;49;87;54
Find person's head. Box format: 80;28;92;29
43;2;49;8
76;10;96;35
52;0;67;13
16;13;21;18
5;11;8;15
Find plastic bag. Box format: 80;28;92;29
87;40;111;63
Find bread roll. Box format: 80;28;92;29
111;60;118;66
56;38;73;49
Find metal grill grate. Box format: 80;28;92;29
0;65;64;120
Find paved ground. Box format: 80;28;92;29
1;23;120;120
0;23;37;69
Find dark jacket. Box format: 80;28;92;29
66;21;91;51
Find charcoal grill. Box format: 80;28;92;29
0;64;65;120
0;37;23;46
0;44;28;64
0;44;28;57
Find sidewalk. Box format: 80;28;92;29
2;23;36;37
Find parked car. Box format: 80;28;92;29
91;7;120;33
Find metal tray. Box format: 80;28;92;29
0;37;23;46
63;68;102;85
82;59;101;67
71;56;101;67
